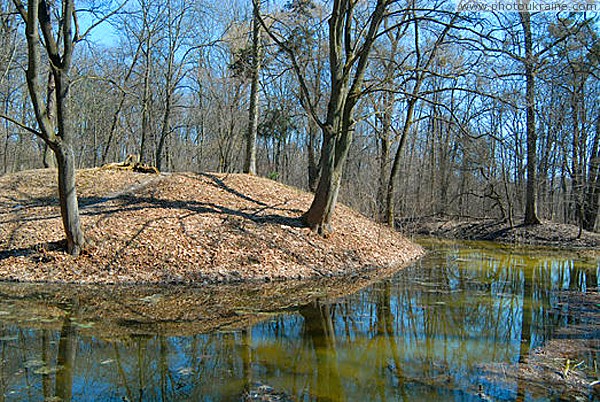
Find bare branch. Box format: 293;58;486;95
0;113;43;138
75;0;129;43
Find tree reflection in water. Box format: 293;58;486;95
299;301;344;401
0;242;598;400
55;311;77;401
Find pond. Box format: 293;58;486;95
0;240;598;401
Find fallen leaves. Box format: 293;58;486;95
0;168;424;284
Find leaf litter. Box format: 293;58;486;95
0;168;424;284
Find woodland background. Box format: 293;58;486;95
0;0;598;231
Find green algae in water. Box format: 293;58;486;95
0;241;598;401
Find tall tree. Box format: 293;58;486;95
9;0;85;255
155;0;194;172
385;13;458;227
520;10;541;225
585;115;600;231
262;0;392;234
304;0;391;234
549;17;600;231
138;0;156;165
243;0;262;175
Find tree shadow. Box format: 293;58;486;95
0;195;59;211
0;240;65;262
74;193;306;228
1;173;309;262
198;172;270;207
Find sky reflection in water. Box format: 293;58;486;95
0;241;598;401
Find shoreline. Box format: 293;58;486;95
398;216;600;254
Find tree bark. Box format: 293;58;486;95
583;117;600;231
307;117;321;192
14;0;86;255
303;124;352;234
243;0;262;175
302;0;389;234
43;72;56;168
520;11;541;225
55;142;85;255
375;89;392;222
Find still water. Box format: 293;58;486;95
0;240;598;401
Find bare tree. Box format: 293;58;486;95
520;10;540;225
243;0;262;175
260;0;393;234
155;0;195;172
585;115;600;231
385;13;458;228
9;0;85;255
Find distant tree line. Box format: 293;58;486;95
0;0;599;253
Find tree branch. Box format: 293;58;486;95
0;113;43;138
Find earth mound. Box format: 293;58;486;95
0;168;423;284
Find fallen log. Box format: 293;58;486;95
101;154;159;174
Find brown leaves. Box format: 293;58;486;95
0;168;424;284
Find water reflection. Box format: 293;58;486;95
0;241;598;401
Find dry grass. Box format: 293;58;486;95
0;168;423;284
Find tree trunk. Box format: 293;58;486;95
16;0;86;256
377;91;392;222
140;33;152;164
102;92;128;165
43;72;56;168
583;117;600;231
520;11;541;225
303;127;351;234
42;143;55;168
54;138;85;256
243;0;262;175
378;131;390;221
307;117;321;192
383;14;454;227
301;0;388;234
53;46;85;254
386;98;416;227
156;88;172;172
570;84;585;231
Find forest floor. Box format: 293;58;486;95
399;216;600;255
0;168;423;284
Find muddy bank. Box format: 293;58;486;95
480;289;600;401
0;168;423;284
399;217;600;253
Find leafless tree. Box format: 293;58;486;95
9;0;86;255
